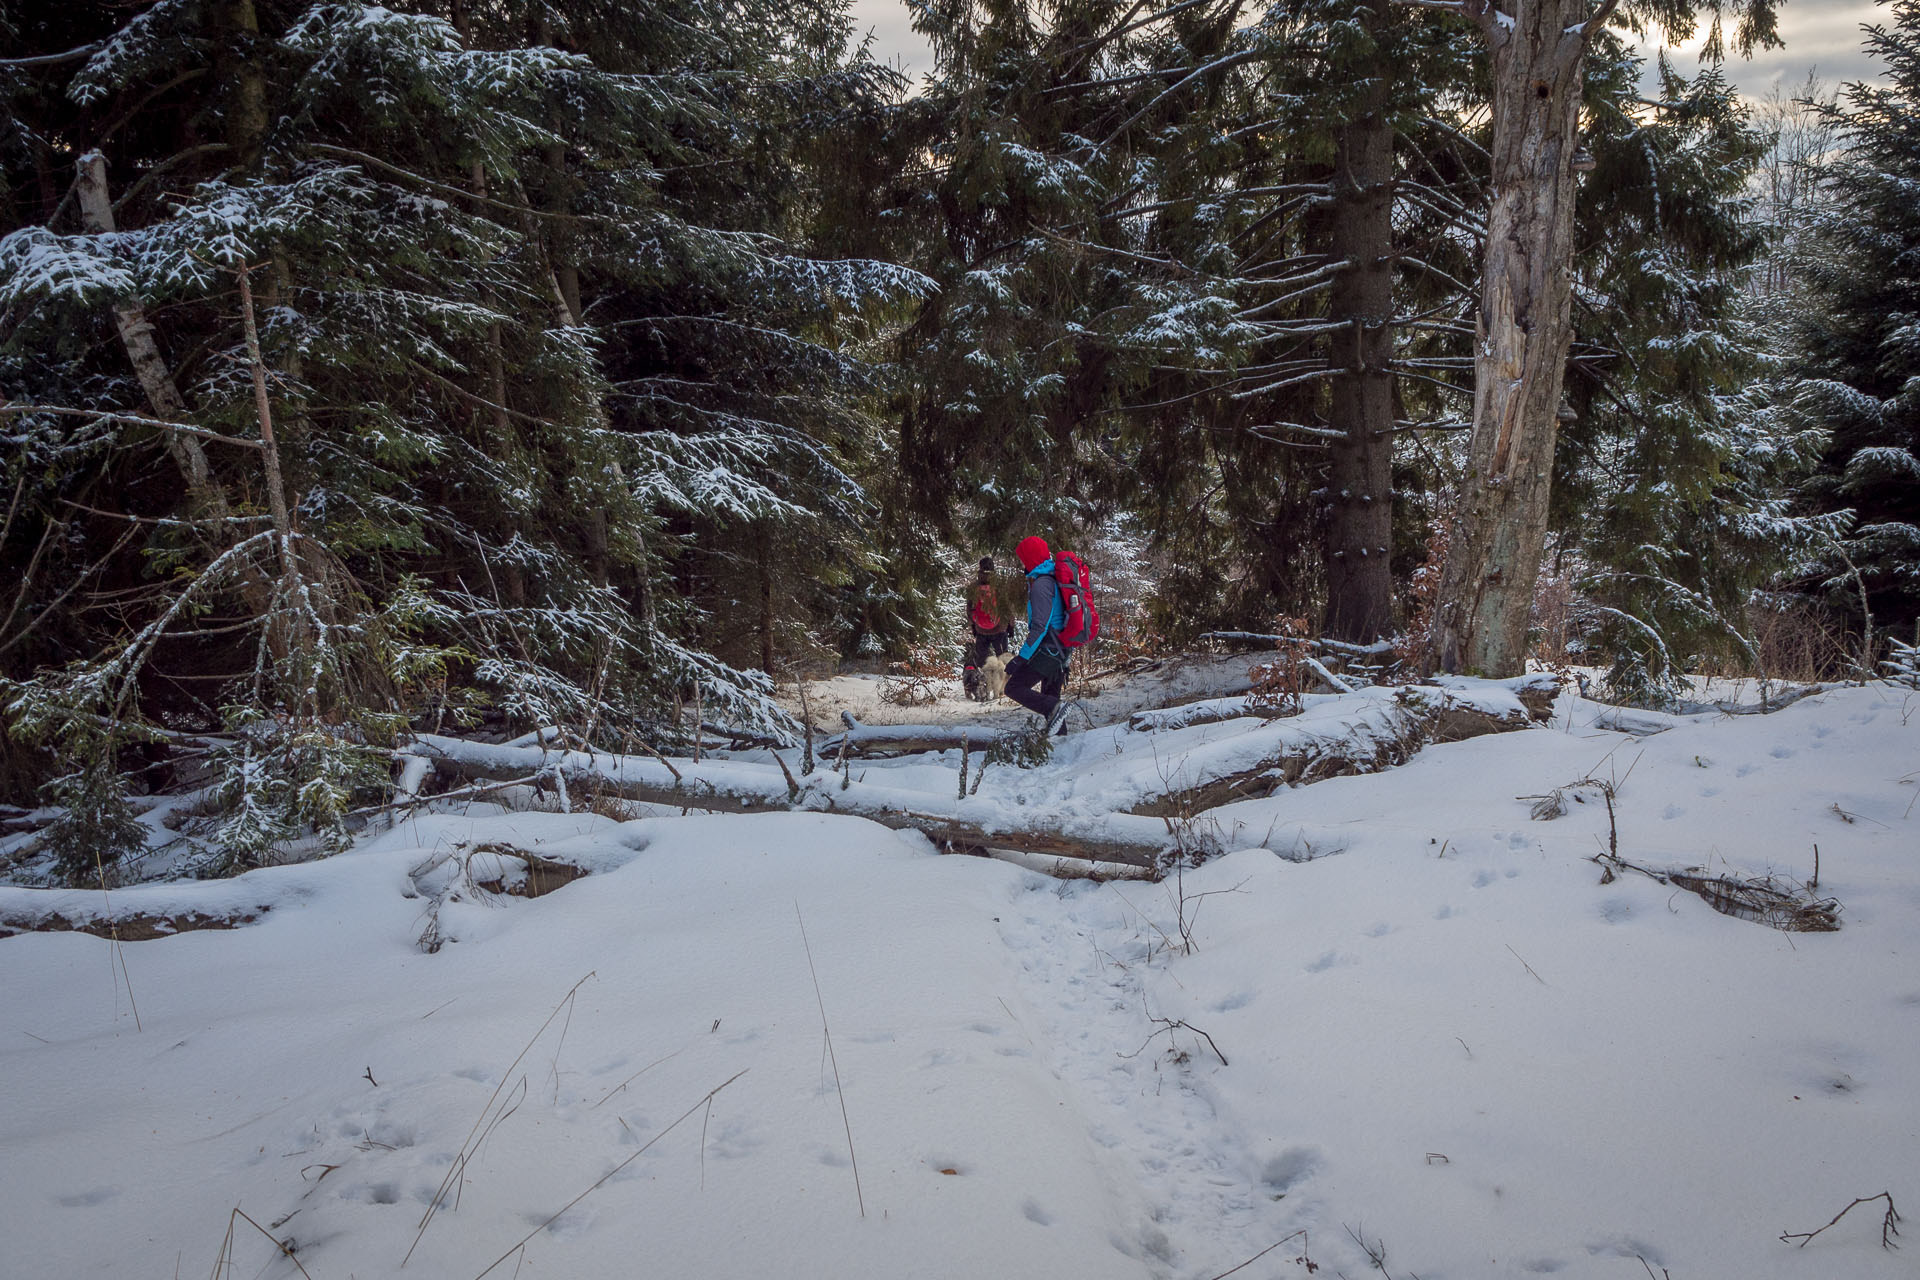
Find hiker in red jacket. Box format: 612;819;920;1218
1003;536;1072;735
961;557;1009;699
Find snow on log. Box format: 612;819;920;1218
1677;683;1832;716
819;714;1023;758
1127;692;1360;733
1121;676;1558;817
1590;706;1679;736
407;735;1177;867
411;734;791;814
405;677;1558;868
0;876;290;939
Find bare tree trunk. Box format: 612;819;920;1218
467;160;529;608
74;153;234;525
234;266;296;575
544;141;585;327
235;262;324;685
1429;0;1608;676
215;0;268;170
1322;0;1398;644
759;549;776;675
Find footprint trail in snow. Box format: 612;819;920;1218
994;875;1307;1279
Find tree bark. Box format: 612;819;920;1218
235;265;296;573
468;160;528;607
74;153;229;522
215;0;269;170
759;549;776;674
822;715;1022;756
1322;0;1399;644
1430;0;1598;676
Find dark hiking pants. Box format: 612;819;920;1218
1004;651;1066;718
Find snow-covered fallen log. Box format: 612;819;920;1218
818;714;1022;758
1591;706;1681;736
1124;693;1343;733
1674;682;1832;716
407;736;1177;867
405;676;1558;869
0;874;293;939
1123;677;1558;816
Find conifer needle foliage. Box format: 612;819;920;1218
1;0;922;877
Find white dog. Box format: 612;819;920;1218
981;651;1010;700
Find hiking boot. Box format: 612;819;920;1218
1044;700;1072;737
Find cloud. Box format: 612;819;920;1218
848;0;933;77
847;0;1887;105
1643;1;1885;98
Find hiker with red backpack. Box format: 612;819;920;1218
1004;536;1098;735
962;557;1010;700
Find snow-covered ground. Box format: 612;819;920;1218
2;677;1916;1279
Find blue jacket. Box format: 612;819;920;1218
1018;559;1065;661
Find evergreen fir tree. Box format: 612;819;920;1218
0;0;919;877
1789;1;1920;643
1547;51;1837;701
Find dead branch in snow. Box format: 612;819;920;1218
1592;849;1840;933
1780;1191;1901;1250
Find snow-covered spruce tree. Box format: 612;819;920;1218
1544;52;1838;702
894;0;1484;645
0;0;919;877
1787;2;1920;644
1111;0;1483;644
892;0;1253;556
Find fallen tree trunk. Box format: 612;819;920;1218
1677;682;1832;716
410;736;1183;864
408;735;1177;867
406;675;1557;869
1127;693;1357;734
0;905;265;941
818;713;1022;758
1124;676;1559;817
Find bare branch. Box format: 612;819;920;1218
1;402;265;450
0;42;102;68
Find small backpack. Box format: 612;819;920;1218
1051;551;1100;648
969;583;1001;631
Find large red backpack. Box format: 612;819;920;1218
1052;551;1100;648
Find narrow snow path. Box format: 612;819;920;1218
994;875;1303;1279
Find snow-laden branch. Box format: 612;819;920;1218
0;403;266;450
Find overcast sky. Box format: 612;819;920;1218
845;0;1889;102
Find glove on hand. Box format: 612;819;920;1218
1004;655;1027;679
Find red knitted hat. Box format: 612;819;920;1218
1016;536;1051;571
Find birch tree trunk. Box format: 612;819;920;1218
73;153;228;521
1429;0;1609;675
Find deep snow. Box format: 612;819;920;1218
1;677;1916;1280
